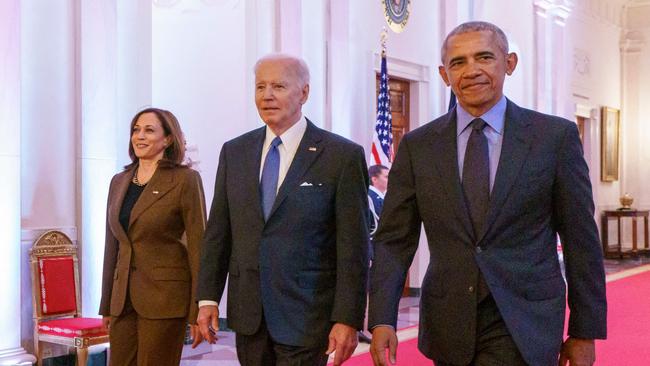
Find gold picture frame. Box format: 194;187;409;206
601;106;620;182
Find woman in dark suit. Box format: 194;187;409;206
99;107;206;365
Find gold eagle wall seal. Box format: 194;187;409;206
382;0;411;33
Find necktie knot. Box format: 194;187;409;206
470;118;487;131
270;136;283;149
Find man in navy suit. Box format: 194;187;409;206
369;21;606;366
195;53;370;366
368;164;389;237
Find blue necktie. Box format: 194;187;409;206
462;118;491;301
261;137;282;221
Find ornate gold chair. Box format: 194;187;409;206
30;230;109;366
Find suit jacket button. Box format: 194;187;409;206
468;286;475;293
476;246;483;253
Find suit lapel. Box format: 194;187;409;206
108;170;133;244
128;167;177;228
267;120;324;221
479;100;532;242
245;127;266;222
430;110;475;241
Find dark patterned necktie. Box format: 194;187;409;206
260;137;282;221
462;118;489;239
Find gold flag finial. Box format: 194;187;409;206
380;27;388;56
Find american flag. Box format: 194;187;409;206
370;54;393;167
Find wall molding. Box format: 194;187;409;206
0;347;36;365
575;103;595;118
374;53;431;83
572;0;626;27
621;31;646;53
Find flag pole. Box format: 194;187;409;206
380;27;388;57
369;27;394;167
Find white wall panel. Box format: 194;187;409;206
21;0;77;229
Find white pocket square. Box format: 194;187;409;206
300;182;313;187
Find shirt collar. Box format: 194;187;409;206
264;115;307;152
369;185;385;199
456;96;507;136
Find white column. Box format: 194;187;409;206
78;0;119;316
301;0;326;128
117;0;153;165
277;0;302;54
619;33;645;202
20;0;78;357
533;0;572;116
0;1;36;364
327;0;351;135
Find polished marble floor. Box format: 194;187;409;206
180;254;650;365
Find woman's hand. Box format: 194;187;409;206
101;316;111;332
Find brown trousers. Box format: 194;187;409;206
109;296;186;366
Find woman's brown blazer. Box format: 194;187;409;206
99;165;206;324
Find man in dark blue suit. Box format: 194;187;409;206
368;164;389;237
369;22;606;366
196;54;370;366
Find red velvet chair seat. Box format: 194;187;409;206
37;318;107;338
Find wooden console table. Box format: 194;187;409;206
601;209;649;259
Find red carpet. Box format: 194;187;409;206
592;268;650;365
339;268;650;365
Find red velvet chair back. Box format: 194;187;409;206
30;231;81;319
38;256;77;315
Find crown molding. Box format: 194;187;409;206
572;0;626;27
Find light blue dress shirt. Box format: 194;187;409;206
456;96;507;193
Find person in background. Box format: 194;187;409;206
195;53;370;366
358;164;389;345
368;164;389;237
100;107;206;365
369;21;606;366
